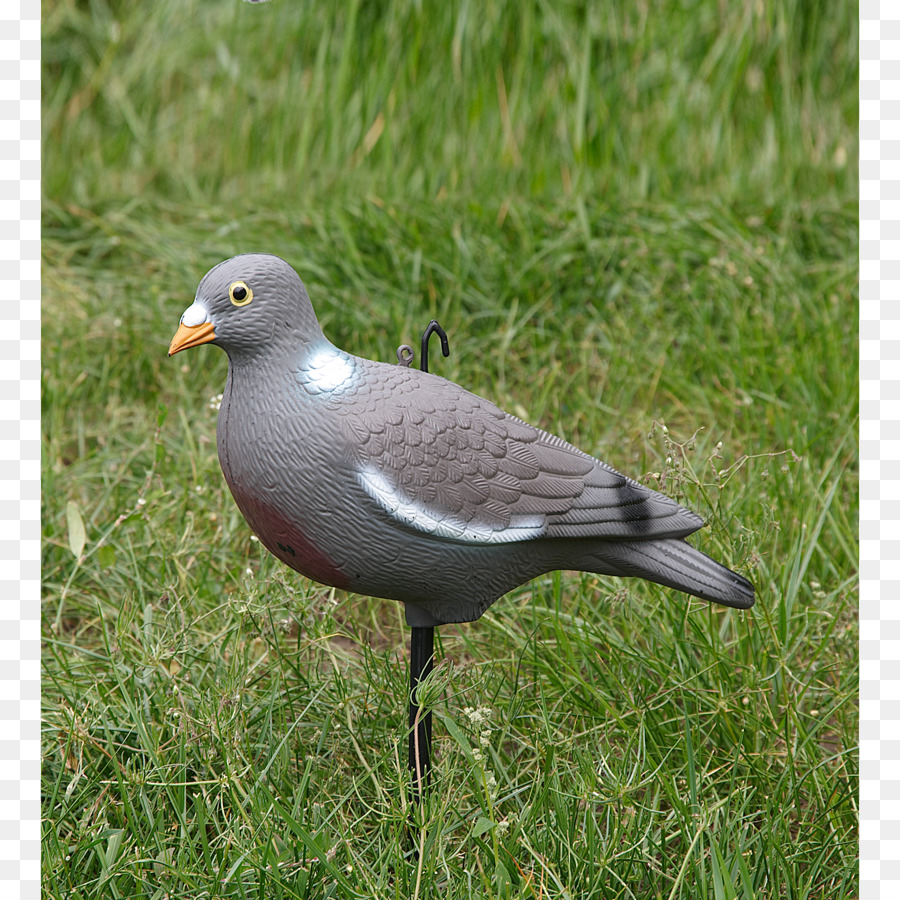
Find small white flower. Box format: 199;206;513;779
486;771;498;800
137;498;146;507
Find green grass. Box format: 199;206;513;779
42;1;857;897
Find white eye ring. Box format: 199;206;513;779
229;281;253;307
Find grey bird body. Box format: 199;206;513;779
170;254;754;624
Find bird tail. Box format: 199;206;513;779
586;538;755;609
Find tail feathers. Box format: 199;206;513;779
588;538;755;609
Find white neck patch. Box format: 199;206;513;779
300;346;357;394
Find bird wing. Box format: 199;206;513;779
328;359;704;545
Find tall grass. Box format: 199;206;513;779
42;1;857;897
43;0;855;206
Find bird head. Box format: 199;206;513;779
168;254;324;361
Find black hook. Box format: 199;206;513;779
419;320;450;374
396;320;450;373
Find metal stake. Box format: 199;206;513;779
408;625;434;801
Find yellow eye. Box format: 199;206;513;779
229;281;253;307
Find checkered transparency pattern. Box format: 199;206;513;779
861;4;900;899
5;1;40;898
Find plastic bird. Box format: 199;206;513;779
169;254;754;627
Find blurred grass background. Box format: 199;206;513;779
42;1;858;897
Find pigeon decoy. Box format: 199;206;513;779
169;253;755;791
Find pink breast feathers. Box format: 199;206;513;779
227;485;350;590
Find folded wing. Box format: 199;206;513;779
333;360;704;546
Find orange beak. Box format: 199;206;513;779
168;321;216;356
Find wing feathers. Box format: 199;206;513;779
338;360;705;545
